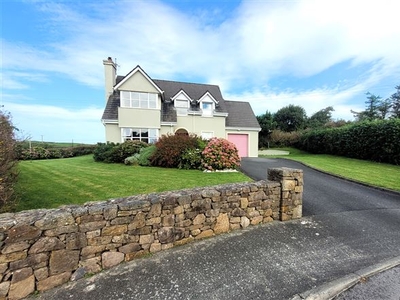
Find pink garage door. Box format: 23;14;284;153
228;134;248;157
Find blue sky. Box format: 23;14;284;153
1;0;400;143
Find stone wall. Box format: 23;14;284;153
0;167;303;299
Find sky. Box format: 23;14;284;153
1;0;400;143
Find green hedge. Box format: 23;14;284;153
17;145;97;160
297;119;400;164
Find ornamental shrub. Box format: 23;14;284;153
124;154;140;166
150;134;203;168
94;141;148;163
202;138;240;171
178;148;203;170
138;145;156;166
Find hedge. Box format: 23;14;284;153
297;119;400;165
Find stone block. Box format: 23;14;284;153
230;217;241;224
173;206;184;215
250;216;263;225
149;243;162;253
146;217;161;226
128;212;146;230
29;237;65;254
1;241;30;254
79;221;107;233
34;211;74;230
80;257;101;274
231;208;246;217
11;267;32;283
162;215;175;227
65;232;87;250
177;195;191;206
102;225;127;236
213;213;229;234
81;245;106;258
37;272;71;292
240;198;248;209
87;236;112;246
174;237;194;247
139;234;154;245
230;223;241;230
148;203;162;217
8;274;34;300
34;267;48;281
129;226;152;235
44;224;78;236
6;225;41;243
86;230;101;239
240;217;250;228
49;250;79;275
193;214;206;225
195;229;214;239
103;205;118;220
110;216;133;225
0;251;27;264
118;243;141;254
292;205;302;219
0;263;7;273
0;281;10;297
102;252;124;269
264;216;274;223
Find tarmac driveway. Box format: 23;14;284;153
37;158;400;300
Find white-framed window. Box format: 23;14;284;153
202;102;214;116
120;91;157;109
175;99;189;116
122;128;158;144
201;131;214;140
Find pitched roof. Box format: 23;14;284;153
102;67;260;131
225;100;261;129
153;79;228;113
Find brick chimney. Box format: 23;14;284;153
103;57;117;103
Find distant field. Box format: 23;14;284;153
261;147;400;192
18;141;95;148
15;155;251;211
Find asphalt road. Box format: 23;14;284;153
36;158;400;300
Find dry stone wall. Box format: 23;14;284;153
0;167;303;299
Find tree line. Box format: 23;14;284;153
257;84;400;148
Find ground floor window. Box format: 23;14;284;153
122;128;158;144
201;131;214;140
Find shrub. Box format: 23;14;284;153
94;141;148;163
178;148;203;170
269;130;302;147
150;134;202;168
124;154;140;166
202;138;240;171
17;145;96;160
138;145;156;166
0;111;18;211
93;142;117;162
297;119;400;165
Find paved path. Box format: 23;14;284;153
35;158;400;300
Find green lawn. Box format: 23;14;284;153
261;147;400;192
15;155;251;211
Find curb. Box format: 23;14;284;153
290;256;400;300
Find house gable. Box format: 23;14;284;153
115;66;162;94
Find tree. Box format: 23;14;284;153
377;98;392;120
0;110;19;211
390;85;400;118
352;92;383;121
308;106;334;128
273;105;307;132
256;111;276;147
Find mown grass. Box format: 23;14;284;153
261;147;400;191
15;155;251;211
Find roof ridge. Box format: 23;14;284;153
153;78;219;87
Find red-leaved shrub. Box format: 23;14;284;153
202;138;240;171
150;134;202;168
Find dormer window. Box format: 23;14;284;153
202;102;214;116
172;90;191;116
198;91;218;117
120;91;157;109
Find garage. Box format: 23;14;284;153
227;134;248;157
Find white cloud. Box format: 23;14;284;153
3;101;104;143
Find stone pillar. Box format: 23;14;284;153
267;167;303;221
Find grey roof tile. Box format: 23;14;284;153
225;100;261;129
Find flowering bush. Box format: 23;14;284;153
202;138;240;171
178;148;203;170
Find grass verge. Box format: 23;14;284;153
15;155;251;211
261;147;400;192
